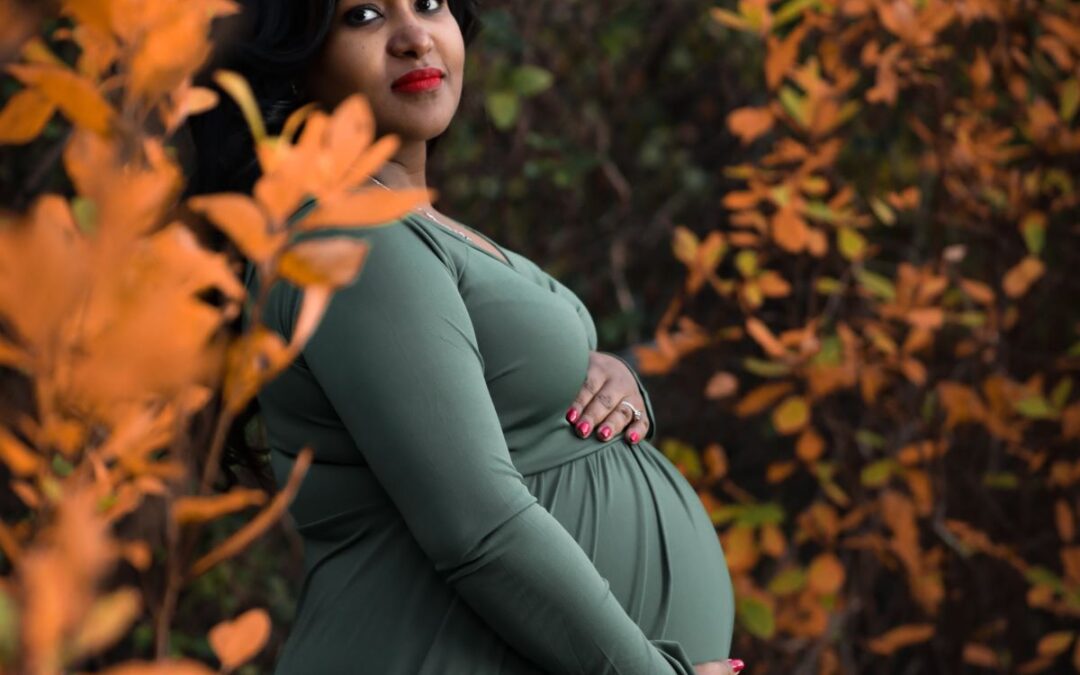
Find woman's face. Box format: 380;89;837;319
307;0;465;143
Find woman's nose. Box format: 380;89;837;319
387;21;434;60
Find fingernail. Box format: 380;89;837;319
629;431;640;444
566;407;579;423
577;421;591;436
598;426;612;440
727;659;745;673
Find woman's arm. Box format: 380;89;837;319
515;257;658;441
282;222;696;674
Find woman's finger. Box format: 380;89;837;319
565;372;606;432
578;381;637;440
621;413;650;445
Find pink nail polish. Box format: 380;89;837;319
566;407;579;423
599;426;611;440
727;659;745;673
629;431;640;444
577;421;591;436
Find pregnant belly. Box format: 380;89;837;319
521;439;735;663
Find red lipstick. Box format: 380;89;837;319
392;67;444;93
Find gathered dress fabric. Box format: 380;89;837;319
249;213;735;674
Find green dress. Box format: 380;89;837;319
251;213;734;674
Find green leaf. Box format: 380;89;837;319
0;586;17;665
511;65;554;97
869;197;896;226
1051;378;1073;410
815;277;843;295
804;200;838;224
51;454;74;477
1025;566;1064;591
860;458;898;487
72;196;97;234
855;429;886;449
659;439;702;480
1060;78;1079;123
838;227;867;260
773;0;822;28
485;91;520;130
810;335;843;366
1021;213;1046;257
735;250;759;278
736;596;776;638
1014;395;1055;419
743;358;792;378
779;86;808;128
854;268;896;300
767;568;807;595
735;502;786;527
983;472;1019;489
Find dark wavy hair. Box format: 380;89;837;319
187;0;482;196
185;0;483;491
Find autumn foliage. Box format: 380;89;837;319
0;0;423;671
635;0;1080;672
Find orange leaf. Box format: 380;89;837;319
962;643;999;668
174;489;268;525
759;523;786;557
772;207;809;253
703;443;728;480
721;525;759;574
129;8;212;101
209;608;272;672
70;588;141;661
189;447;313;578
223;327;292;414
765;24;808;89
727;106;774;144
746;317;787;358
278;238;369;289
766;460;797;483
906;307;944;330
705;372;739;400
772;395;810;435
188;194;282;263
735;381;794;417
0;426;42;476
0;87;55;144
1003;256;1045;298
8;63;113;135
807;552;845;595
866;623;935;655
1036;631;1075;658
1056;500;1076;543
796;427;825;463
672;226;699;266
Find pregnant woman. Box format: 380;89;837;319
194;0;737;672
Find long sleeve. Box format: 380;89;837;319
280;222;697;674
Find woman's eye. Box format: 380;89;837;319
416;0;443;13
344;5;380;26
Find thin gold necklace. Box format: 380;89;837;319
368;176;472;242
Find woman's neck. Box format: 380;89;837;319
373;139;431;206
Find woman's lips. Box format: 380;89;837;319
392;68;444;93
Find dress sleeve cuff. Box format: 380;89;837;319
602;350;658;442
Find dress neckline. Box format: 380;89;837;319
406;211;517;272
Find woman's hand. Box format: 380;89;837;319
695;659;745;675
565;351;651;443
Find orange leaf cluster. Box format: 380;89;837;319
0;0;422;671
646;0;1080;670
